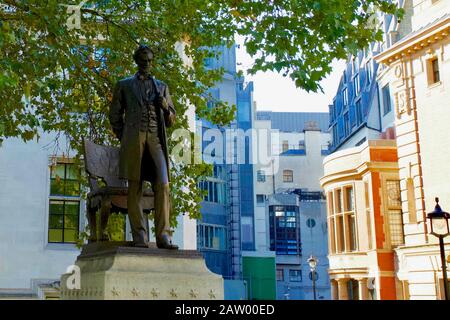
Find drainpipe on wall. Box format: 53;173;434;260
272;159;276;194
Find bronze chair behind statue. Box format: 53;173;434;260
83;139;154;242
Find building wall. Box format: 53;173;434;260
197;45;238;279
321;140;400;300
198;45;261;298
375;3;450;299
326;126;380;156
299;201;331;300
411;0;448;31
0;133;80;292
276;255;302;300
254;112;331;300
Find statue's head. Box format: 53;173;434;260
133;44;154;74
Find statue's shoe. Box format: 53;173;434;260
156;234;179;250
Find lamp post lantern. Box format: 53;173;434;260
427;197;450;300
307;255;318;300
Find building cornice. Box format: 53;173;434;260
320;140;398;187
323;140;397;166
375;15;450;65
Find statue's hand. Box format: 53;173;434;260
157;96;169;111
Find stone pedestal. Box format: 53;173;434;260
60;242;224;300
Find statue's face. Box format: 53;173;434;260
135;50;153;74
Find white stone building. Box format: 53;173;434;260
252;111;332;299
375;0;450;300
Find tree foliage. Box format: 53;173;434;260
0;0;401;230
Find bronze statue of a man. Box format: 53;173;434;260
109;45;178;250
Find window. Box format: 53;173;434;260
386;180;404;246
329;215;336;254
382;85;392;115
388;210;404;246
332;125;338;147
432;59;440;83
327;192;336;253
355;137;366;147
276;269;284;281
344;186;357;251
257;170;266;182
328;186;358;253
213;165;224;179
298;140;305;150
336;216;345;252
48;161;81;243
237;101;251;122
241;216;254;244
428;58;440;85
356;100;363;124
344;113;350;136
353;74;360;97
197;223;227;250
282;140;289;153
335;189;342;213
199;179;225;204
269;206;301;255
256;194;266;205
352;57;358;73
343;87;349;107
289;270;302;282
347;213;357;251
283;170;293;183
366;60;373;84
345;187;354;212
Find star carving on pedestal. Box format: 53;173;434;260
208;289;216;299
151;288;159;298
189;289;199;298
111;287;120;297
169;288;178;298
131;288;139;297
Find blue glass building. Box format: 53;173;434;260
236;79;255;252
196;45;255;298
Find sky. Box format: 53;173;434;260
235;37;347;113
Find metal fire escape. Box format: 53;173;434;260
226;121;242;280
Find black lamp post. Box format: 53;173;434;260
427;197;450;300
307;255;318;300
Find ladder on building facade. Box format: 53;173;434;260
226;120;243;280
